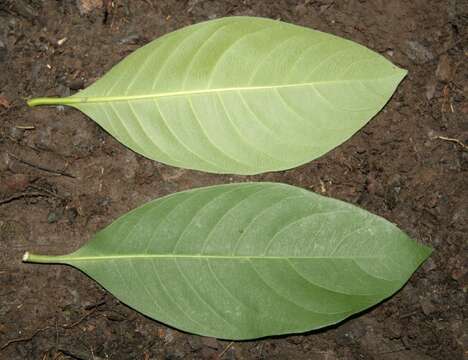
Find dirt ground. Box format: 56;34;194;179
0;0;466;359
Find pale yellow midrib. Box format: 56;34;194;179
70;75;399;104
58;254;384;261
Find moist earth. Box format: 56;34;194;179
0;1;467;359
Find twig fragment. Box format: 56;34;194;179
0;326;52;351
28;185;66;200
436;136;468;150
218;341;234;359
0;191;46;205
8;153;75;178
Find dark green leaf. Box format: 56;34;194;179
24;183;431;340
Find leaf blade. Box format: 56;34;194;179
28;17;406;174
24;183;431;340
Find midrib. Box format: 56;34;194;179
63;76;397;105
52;254;383;262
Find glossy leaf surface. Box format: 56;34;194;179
24;183;431;340
28;17;406;174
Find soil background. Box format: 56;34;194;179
0;1;467;359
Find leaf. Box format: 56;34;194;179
24;182;431;340
28;17;406;175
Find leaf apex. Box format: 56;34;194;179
420;243;433;258
396;66;408;80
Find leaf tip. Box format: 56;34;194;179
412;242;433;271
421;243;433;258
396;66;408;81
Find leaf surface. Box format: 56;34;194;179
24;183;431;339
28;17;406;174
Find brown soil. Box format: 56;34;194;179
0;1;467;359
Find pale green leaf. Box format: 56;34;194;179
28;16;407;175
24;182;431;340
